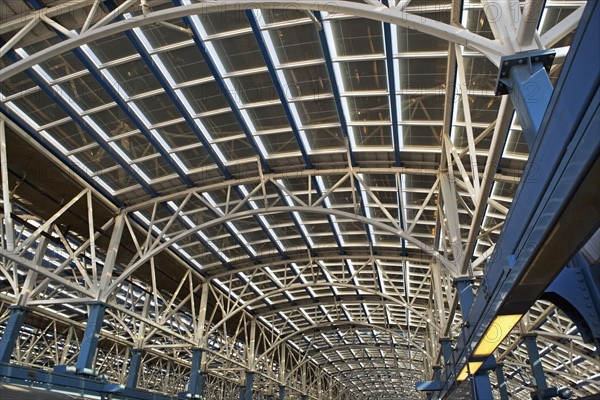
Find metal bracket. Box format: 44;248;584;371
495;50;556;96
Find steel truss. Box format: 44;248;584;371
0;0;595;399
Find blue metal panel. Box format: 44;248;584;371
415;381;443;391
127;349;143;389
279;385;286;400
0;306;28;363
470;372;493;400
75;302;107;373
244;371;254;400
453;277;475;317
543;253;600;348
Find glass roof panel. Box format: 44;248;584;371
63;74;115;112
210;33;264;73
339;60;387;92
279;64;332;99
244;105;290;132
303;127;346;151
160;46;211;83
107;60;163;97
180;83;227;114
90;34;138;64
330;18;385;56
202;10;250;35
138;22;191;49
267;23;323;65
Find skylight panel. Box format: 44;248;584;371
182;4;271;160
251;9;312;153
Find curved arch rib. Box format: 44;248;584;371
105;206;456;298
0;0;508;82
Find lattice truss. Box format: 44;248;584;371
0;0;597;399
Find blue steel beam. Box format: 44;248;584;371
127;348;143;389
432;1;600;397
494;363;509;400
244;371;254;400
75;302;107;372
381;0;401;168
0;306;28;363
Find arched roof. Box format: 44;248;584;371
0;1;598;399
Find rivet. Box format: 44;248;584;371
518;59;524;64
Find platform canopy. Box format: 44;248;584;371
0;1;598;399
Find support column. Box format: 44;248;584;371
494;363;509;400
75;301;107;373
244;371;254;400
495;50;555;144
524;334;548;398
0;306;27;363
453;277;475;317
470;370;494;400
185;348;206;397
126;348;143;389
439;338;453;379
278;386;286;400
0;118;15;252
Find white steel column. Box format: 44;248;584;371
0;119;14;252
